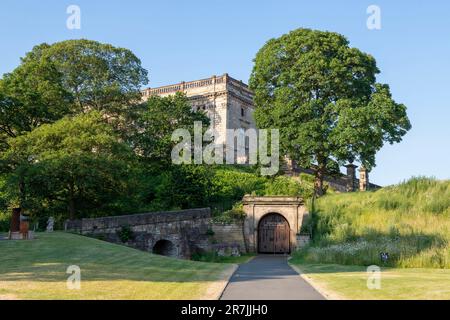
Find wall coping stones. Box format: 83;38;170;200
242;195;304;206
81;208;211;232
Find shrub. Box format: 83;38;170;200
264;176;314;198
0;212;10;232
212;203;246;224
117;226;134;243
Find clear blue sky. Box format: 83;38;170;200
1;0;449;185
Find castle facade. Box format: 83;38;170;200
142;73;256;146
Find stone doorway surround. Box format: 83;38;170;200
242;196;307;253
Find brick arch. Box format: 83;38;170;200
242;196;307;253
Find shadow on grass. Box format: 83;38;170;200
0;232;229;283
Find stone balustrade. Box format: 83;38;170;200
142;74;253;99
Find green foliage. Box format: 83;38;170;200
117;226;134;243
0;53;72;148
130;92;209;167
21;40;148;116
212;202;246;224
210;166;267;209
0;232;230;299
140;163;317;221
295;177;450;268
0;39;148;150
152;164;215;210
0;211;10;232
1;111;138;220
0;38;323;227
264;175;314;198
209;166;317;216
249;28;411;195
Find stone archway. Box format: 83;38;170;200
242;196;307;253
152;239;177;257
258;213;290;253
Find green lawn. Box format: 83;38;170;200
0;232;235;300
287;177;450;299
289;261;450;300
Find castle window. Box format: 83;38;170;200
241;107;245;117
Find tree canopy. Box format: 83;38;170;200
249;28;411;195
130;92;209;168
1;111;137;220
0;39;148;149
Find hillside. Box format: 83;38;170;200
0;232;234;300
296;177;450;268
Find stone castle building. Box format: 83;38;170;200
63;75;382;259
142;74;376;192
142;73;255;146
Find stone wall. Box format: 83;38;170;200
296;234;311;249
292;166;381;192
211;223;247;253
242;196;307;253
70;208;212;259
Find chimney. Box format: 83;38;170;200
345;163;357;192
359;166;369;191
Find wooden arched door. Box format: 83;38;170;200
258;213;290;253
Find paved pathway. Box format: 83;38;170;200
220;255;325;300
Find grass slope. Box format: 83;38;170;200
297;177;450;268
289;263;450;300
0;232;234;300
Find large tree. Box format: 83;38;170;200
1;111;136;220
0;39;148;148
0;55;72;148
249;28;411;195
37;40;148;116
130;92;209;168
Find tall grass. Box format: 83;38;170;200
295;177;450;268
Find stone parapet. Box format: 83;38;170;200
68;208;211;259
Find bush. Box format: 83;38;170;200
153;164;214;210
0;212;10;232
117;226;134;243
210;167;316;217
264;176;314;198
210;167;267;204
212;203;246;224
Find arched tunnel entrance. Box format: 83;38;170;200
152;239;177;257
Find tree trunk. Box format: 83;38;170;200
18;176;26;210
314;161;326;197
314;170;324;196
68;198;76;221
68;183;76;220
